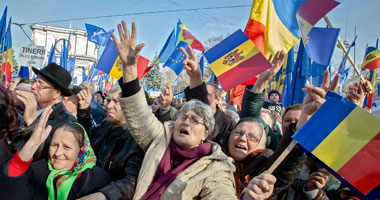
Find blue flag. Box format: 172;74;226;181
291;39;310;105
87;62;96;81
158;28;176;63
17;66;29;78
66;56;76;73
82;71;88;82
85;23;113;46
60;32;71;69
47;40;57;64
338;36;357;73
199;54;204;77
304;27;340;66
0;6;7;51
165;41;189;76
209;72;217;83
72;76;77;85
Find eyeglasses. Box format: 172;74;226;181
33;80;54;91
177;114;207;129
231;129;260;143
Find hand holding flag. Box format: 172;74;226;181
110;21;144;82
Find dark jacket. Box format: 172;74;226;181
237;85;306;199
218;122;306;199
90;99;106;125
154;106;178;123
184;82;236;142
0;137;11;163
12;101;76;160
241;85;281;150
0;159;111;200
77;107;144;200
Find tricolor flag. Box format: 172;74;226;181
96;39;150;80
0;6;7;51
176;19;204;52
361;47;380;71
204;29;272;91
2;17;13;85
293;92;380;199
244;0;340;62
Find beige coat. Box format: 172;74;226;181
119;88;237;200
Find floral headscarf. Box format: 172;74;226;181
46;123;96;200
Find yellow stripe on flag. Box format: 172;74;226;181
312;107;380;171
210;40;260;77
109;56;123;79
248;0;298;56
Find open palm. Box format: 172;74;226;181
111;21;144;67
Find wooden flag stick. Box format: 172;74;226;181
266;140;298;174
323;16;365;82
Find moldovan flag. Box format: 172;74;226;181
361;47;380;71
96;39;150;80
204;29;272;91
293;92;380;199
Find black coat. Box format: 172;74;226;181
0;159;111;200
12;102;76;160
184;82;236;142
77;107;144;200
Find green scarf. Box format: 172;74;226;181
46;123;96;200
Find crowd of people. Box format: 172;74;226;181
0;20;375;200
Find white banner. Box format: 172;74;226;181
18;44;46;68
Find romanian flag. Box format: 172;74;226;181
244;0;300;56
96;39;150;80
361;47;380;71
245;0;339;60
2;17;13;85
176;19;204;52
293;92;380;199
204;29;272;91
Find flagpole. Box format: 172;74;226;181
323;16;365;82
266;140;298;174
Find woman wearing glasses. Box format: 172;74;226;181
111;21;240;199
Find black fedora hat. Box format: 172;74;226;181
32;63;72;96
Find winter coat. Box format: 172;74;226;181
77;106;144;200
0;158;111;200
118;83;237;200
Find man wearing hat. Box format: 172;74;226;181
14;63;76;160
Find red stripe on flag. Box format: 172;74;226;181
137;56;150;80
337;131;380;195
182;29;205;52
244;19;265;54
363;58;380;71
217;53;271;91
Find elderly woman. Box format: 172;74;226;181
0;107;111;199
111;21;237;199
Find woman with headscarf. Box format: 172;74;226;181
111;20;238;200
0;107;111;199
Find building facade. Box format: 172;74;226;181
30;24;98;83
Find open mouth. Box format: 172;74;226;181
179;128;189;135
235;144;247;151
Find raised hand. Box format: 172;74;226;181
181;45;202;88
160;85;173;110
297;69;340;130
77;86;92;109
19;107;53;161
301;69;340;116
306;168;329;191
243;174;276;200
253;51;285;93
111;21;145;83
16;90;38;126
